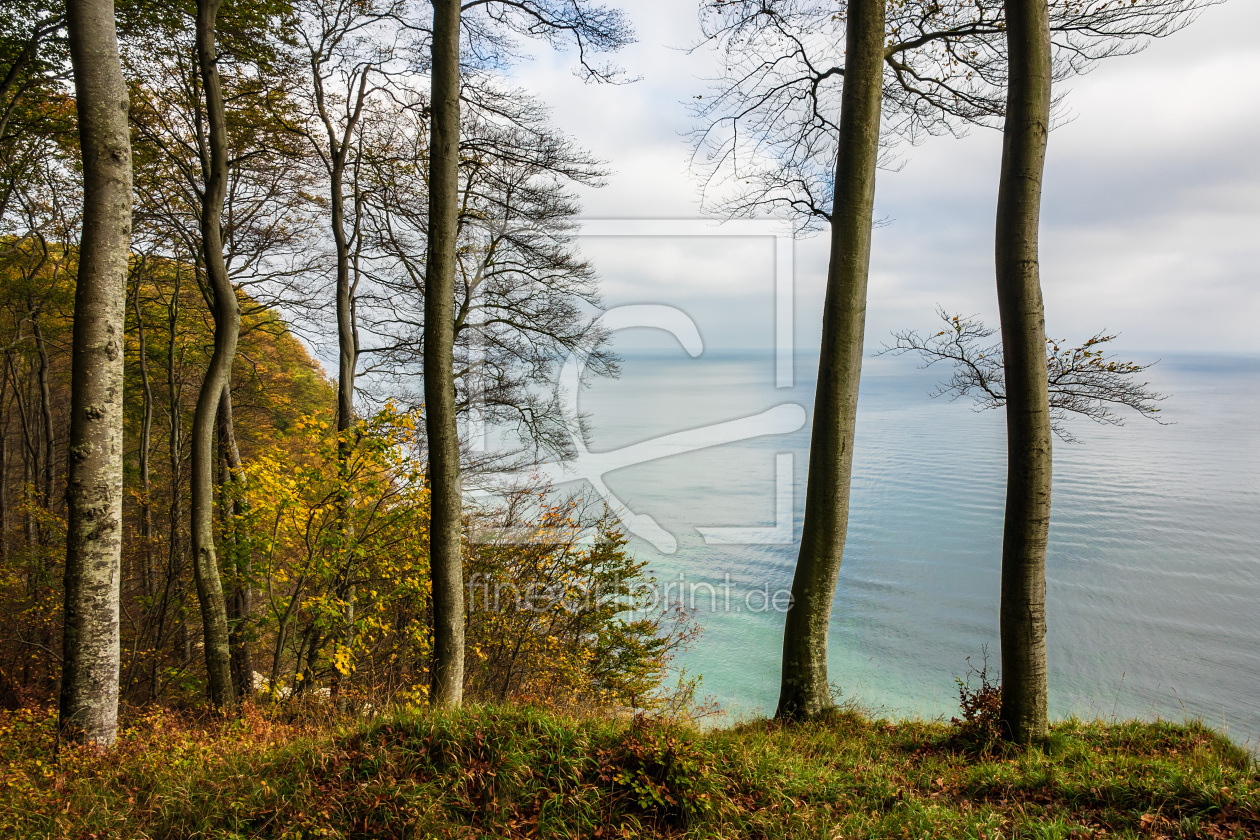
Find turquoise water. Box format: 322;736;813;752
570;349;1260;747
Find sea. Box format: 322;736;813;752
561;348;1260;748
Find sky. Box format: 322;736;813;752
505;0;1260;355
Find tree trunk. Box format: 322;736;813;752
334;165;357;450
995;0;1053;746
152;272;184;699
296;623;321;694
1;366;9;567
425;0;465;708
59;0;131;747
21;408;35;557
217;386;252;701
7;356;39;558
133;279;155;600
267;602;290;699
326;76;365;702
776;0;884;720
32;319;55;514
323;72;367;456
188;0;237;710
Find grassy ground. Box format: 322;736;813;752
1;703;1256;839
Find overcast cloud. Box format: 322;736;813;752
502;0;1260;355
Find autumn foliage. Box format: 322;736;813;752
0;250;696;715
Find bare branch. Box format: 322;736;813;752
882;308;1169;441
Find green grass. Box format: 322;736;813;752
2;704;1256;838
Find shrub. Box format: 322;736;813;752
596;714;721;826
950;650;1003;751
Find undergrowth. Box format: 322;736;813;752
1;702;1256;839
950;650;1005;753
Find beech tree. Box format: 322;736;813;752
696;0;1200;722
283;0;407;698
985;0;1195;743
361;83;614;465
59;0;131;745
696;0;1011;721
421;0;632;708
2;0;659;723
124;1;318;707
288;0;413;455
992;0;1054;745
186;0;240;710
424;0;463;710
781;0;886;721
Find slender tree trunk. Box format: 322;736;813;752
268;588;301;699
7;358;38;564
217;386;252;701
9;358;41;560
296;623;321;694
19;432;35;691
180;609;192;662
153;276;184;699
128;274;156;700
332;152;359;670
268;615;287;700
323;74;367;456
133;279;154;600
32;319;55;514
1;369;9;567
334;168;358;448
306;52;368;472
21;419;35;556
8;356;38;507
59;0;131;747
425;0;465;708
776;0;885;720
188;0;237;710
327;82;364;702
996;0;1053;746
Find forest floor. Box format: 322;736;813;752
1;702;1256;839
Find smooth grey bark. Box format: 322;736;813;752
425;0;465;708
59;0;131;747
188;0;238;710
995;0;1053;745
776;0;885;720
